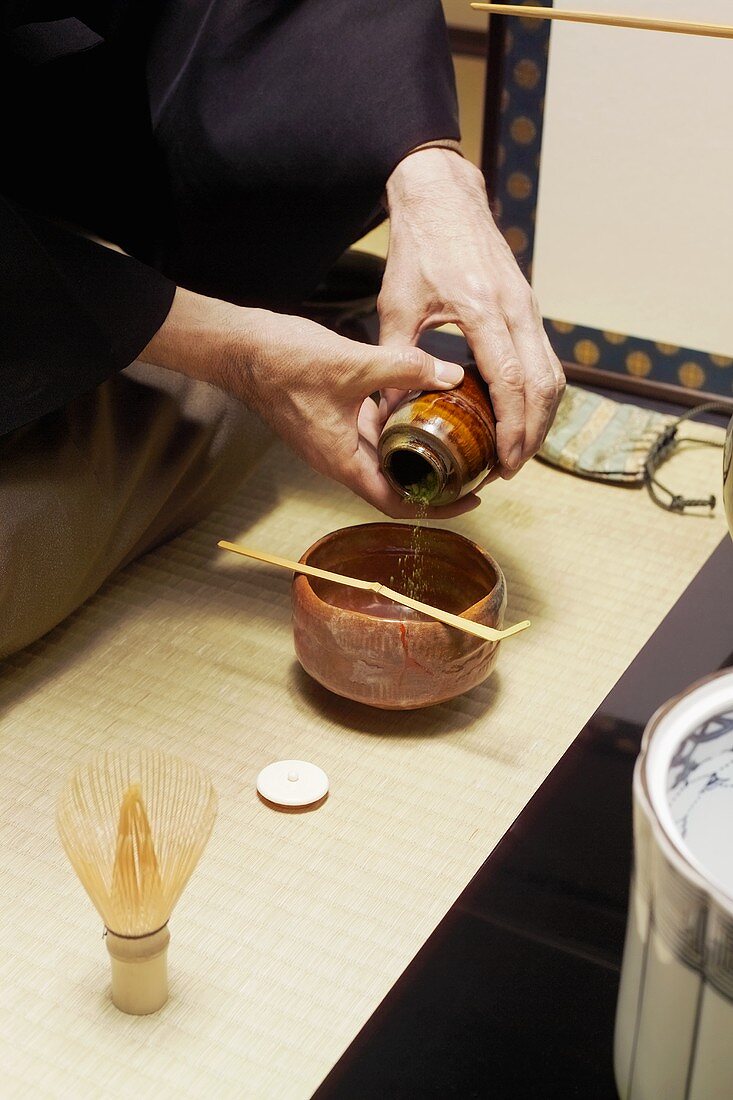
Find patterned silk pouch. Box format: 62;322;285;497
539;386;724;513
539;385;670;484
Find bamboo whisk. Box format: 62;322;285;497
57;749;217;1015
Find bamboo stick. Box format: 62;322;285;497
217;540;530;642
470;4;733;40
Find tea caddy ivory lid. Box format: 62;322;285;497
256;760;329;807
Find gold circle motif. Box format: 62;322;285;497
603;331;627;346
574;339;601;367
552;320;575;334
710;354;733;368
510;116;537;145
514;59;541;90
626;351;652;377
504;226;529;254
507;172;533;200
655;343;679;356
678;361;705;389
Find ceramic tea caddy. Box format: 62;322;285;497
378;366;498;505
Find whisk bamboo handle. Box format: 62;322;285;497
106;925;170;1015
470;4;733;40
218;540;530;642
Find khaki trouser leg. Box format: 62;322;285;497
0;361;272;658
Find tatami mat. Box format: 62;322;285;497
0;425;727;1098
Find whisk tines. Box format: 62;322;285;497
57;748;217;1015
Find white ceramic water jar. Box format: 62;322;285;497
615;668;733;1100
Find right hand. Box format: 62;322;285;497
143;287;477;518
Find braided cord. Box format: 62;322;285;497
644;402;728;514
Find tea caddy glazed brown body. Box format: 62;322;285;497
377;366;498;505
291;523;507;710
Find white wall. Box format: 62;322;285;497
531;0;733;356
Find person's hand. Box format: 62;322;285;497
142;287;479;518
381;147;565;478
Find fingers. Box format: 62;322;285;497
542;333;566;441
353;344;464;397
464;310;565;476
378;277;470;426
508;320;562;464
377;280;420;350
465;320;526;476
378;386;416;421
356;395;383;450
378;312;419;351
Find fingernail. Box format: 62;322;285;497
435;361;464;386
505;445;522;471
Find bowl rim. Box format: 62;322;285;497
294;521;506;628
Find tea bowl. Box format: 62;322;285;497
291;522;507;710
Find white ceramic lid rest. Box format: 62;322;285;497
256;760;329;807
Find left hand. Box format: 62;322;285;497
380;148;565;479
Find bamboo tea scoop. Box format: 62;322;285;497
470;4;733;40
218;540;530;642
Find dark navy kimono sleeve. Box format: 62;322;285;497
146;0;461;305
0;196;175;436
0;0;459;435
0;3;175;436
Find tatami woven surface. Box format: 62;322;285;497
0;428;727;1099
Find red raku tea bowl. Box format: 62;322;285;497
291;523;507;710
